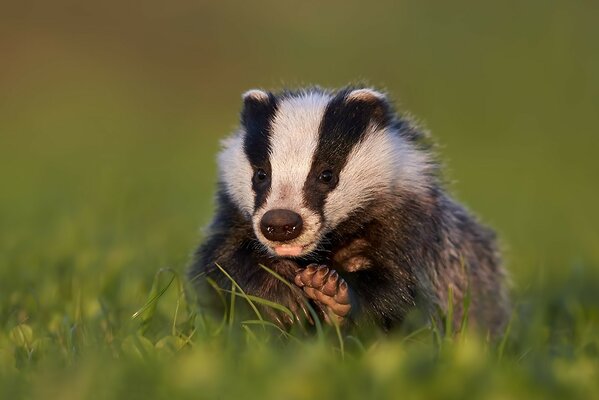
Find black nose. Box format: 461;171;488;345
260;209;303;242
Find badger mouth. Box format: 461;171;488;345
253;208;323;259
269;240;321;258
272;244;306;257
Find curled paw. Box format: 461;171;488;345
294;264;352;325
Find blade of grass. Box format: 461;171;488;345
331;316;345;360
430;315;442;351
345;335;366;354
219;289;295;320
170;270;188;337
242;320;302;344
205;277;229;336
228;283;236;329
459;284;472;336
401;326;431;344
214;263;265;325
458;257;471;337
242;324;259;345
132;268;177;334
497;312;514;362
445;285;454;338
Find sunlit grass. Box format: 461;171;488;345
2;255;598;399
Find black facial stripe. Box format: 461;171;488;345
242;92;278;166
241;93;278;211
252;173;271;212
303;88;385;214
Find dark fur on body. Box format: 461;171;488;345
189;87;509;334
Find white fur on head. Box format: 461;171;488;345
324;124;431;229
218;131;254;217
217;89;271;217
252;90;331;255
266;91;330;210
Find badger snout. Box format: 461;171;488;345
260;209;303;242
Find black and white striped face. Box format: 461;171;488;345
218;87;427;258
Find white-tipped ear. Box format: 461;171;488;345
242;89;270;103
346;88;385;102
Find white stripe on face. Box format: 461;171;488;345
262;91;331;213
250;91;331;254
218;131;254;217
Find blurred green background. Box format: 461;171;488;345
1;1;598;398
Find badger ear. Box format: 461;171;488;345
242;89;270;103
345;88;391;126
240;89;276;127
346;88;386;103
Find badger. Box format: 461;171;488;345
189;86;509;334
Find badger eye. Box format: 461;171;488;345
318;170;334;184
253;169;268;183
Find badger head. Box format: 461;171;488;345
218;87;431;258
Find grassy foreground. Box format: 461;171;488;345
1;270;599;400
1;138;598;399
1;218;598;399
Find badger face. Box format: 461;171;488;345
218;87;428;258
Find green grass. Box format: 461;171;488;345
1;0;599;398
2;258;599;399
0;129;597;400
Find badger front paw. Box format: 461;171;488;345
294;264;352;325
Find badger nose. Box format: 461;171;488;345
260;209;303;242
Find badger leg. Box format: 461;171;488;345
294;265;352;325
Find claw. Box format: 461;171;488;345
322;271;339;296
294;273;305;287
335;280;351;305
298;266;318;287
311;266;329;287
273;314;286;329
329;270;339;282
299;299;314;325
290;294;314;325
